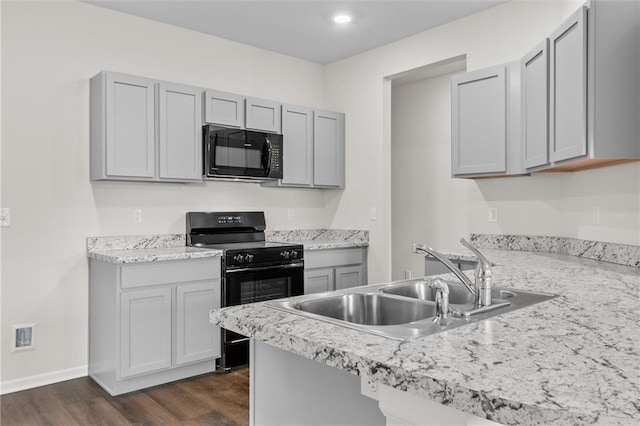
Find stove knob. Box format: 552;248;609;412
245;254;254;262
233;254;245;263
281;251;291;259
290;250;298;259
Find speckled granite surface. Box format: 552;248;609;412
87;234;185;251
88;246;222;264
471;234;640;268
266;229;368;250
211;249;640;425
86;234;222;264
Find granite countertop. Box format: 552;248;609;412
210;248;640;425
86;234;223;264
88;246;223;264
266;229;369;250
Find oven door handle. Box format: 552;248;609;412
226;263;303;274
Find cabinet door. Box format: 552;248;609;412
105;73;155;178
304;268;334;294
158;83;202;181
246;97;281;133
521;40;550;169
549;7;587;163
313;110;345;187
176;281;221;365
204;90;244;127
451;65;507;175
120;288;172;378
335;265;364;290
281;105;313;186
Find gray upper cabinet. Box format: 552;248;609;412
521;39;550;170
91;72;156;180
281;105;314;186
91;71;202;182
263;106;345;189
313;110;345;188
549;7;587;163
518;1;640;172
204;90;244;128
158;82;202;181
451;65;507;176
245;97;281;133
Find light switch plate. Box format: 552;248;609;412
489;207;498;223
0;208;10;227
133;209;143;224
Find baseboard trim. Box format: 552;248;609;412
0;365;88;395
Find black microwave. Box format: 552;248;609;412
203;125;283;180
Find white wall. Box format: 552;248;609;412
391;74;470;281
1;1;329;388
324;0;639;284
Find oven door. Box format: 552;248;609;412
220;262;304;369
206;128;271;178
224;262;304;306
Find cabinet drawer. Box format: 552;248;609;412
121;258;220;289
304;248;363;269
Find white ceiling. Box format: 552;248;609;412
84;1;506;64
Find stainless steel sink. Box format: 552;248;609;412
382;280;516;305
294;293;437;325
267;279;558;340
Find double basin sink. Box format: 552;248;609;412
267;279;557;340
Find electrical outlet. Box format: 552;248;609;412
0;208;10;227
489;207;498;223
287;209;294;221
592;205;600;225
133;209;143;224
369;207;377;221
12;323;35;352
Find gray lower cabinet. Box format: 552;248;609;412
303;248;367;294
91;71;202;182
89;257;221;396
264;106;345;189
304;268;334;294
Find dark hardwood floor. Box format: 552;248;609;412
1;369;249;425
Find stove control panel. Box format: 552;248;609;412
233;253;255;263
280;250;299;260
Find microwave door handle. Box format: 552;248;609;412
264;137;272;175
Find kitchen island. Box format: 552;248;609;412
210;248;640;425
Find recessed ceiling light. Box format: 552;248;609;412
333;14;352;24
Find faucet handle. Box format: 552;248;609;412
460;238;492;278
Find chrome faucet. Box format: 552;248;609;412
460;238;492;307
413;238;493;307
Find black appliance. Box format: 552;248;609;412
203;125;283;181
186;211;303;370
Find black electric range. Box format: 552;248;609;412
186;211;304;370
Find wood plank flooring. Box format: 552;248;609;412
1;369;249;426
